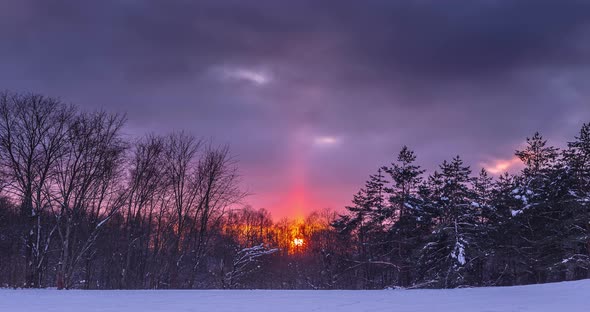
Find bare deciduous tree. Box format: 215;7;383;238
50;111;127;289
223;244;278;289
120;135;165;289
187;145;245;287
0;92;72;287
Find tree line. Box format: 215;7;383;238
0;92;245;289
0;91;588;289
330;126;590;288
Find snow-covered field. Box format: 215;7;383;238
1;280;588;312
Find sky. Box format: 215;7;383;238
1;0;589;219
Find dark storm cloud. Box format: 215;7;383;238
348;1;590;78
5;1;589;82
1;0;589;217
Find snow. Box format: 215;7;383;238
95;217;109;229
514;194;528;204
452;242;466;265
1;280;588;312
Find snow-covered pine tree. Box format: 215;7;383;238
470;169;494;285
560;123;590;279
417;156;479;288
382;146;426;287
513;132;563;283
488;172;523;285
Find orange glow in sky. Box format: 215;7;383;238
285;166;308;220
284;127;311;220
482;156;522;174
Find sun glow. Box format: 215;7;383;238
482;157;522;174
292;237;304;247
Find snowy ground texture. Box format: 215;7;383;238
1;280;588;312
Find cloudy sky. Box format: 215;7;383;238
1;0;589;218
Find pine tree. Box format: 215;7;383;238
513;132;563;283
417;156;479;288
382;146;425;287
333;169;387;236
470;169;494;285
332;169;388;288
488;173;522;285
560;123;590;279
515;132;558;176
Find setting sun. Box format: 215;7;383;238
292;237;304;247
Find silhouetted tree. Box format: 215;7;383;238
0;92;72;287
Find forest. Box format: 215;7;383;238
0;91;588;290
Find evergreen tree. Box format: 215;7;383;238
417;156;479;288
515;132;559;176
560;123;590;279
382;146;425;287
332;169;389;288
488;173;522;285
513;132;563;283
470;169;494;285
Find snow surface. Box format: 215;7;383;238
1;279;588;312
